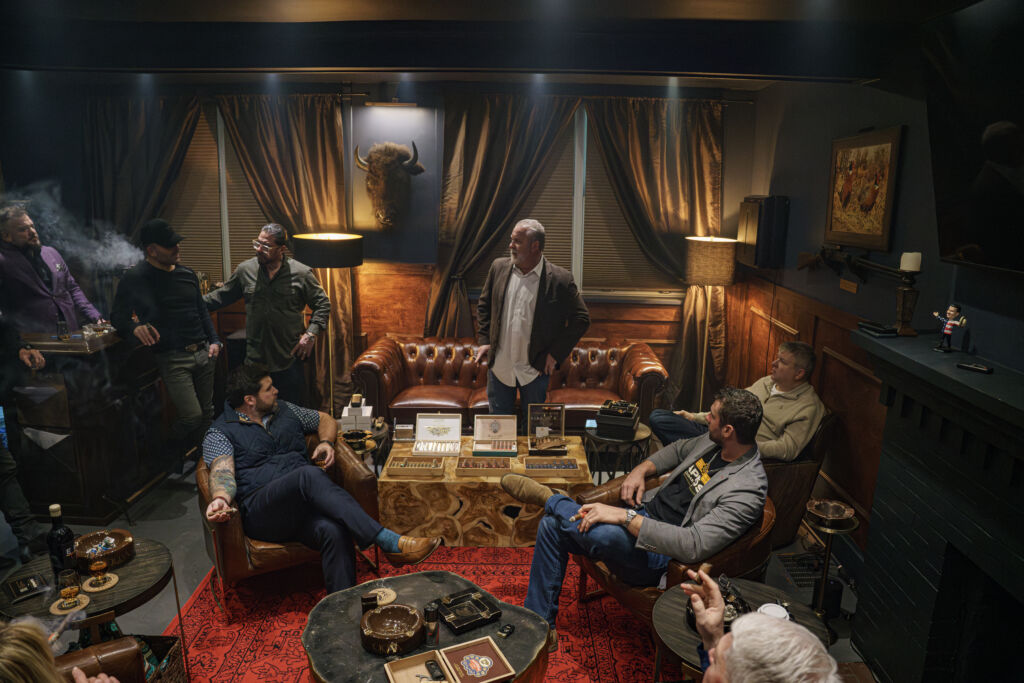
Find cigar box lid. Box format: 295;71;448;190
439;636;514;682
473;414;516;441
415;413;463;442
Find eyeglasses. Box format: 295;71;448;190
252;240;278;253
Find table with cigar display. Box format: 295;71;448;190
378;437;592;547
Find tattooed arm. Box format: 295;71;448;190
202;428;238;522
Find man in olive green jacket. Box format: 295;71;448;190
205;224;330;405
650;341;825;461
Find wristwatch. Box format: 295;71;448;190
622;509;638;527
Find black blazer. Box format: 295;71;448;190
476;256;590;373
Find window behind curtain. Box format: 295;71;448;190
161;104;267;284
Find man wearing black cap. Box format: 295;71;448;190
111;219;221;470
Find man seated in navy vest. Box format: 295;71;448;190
203;364;442;592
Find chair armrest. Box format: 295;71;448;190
55;637;146;683
196;458;251;584
619;343;669;423
334;439;379;520
575;473;670;506
351;336;407;420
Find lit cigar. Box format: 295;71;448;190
570;510;587;523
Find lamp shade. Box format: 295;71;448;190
291;232;364;268
683;236;737;286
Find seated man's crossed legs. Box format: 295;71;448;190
649;408;708;446
240;465;441;593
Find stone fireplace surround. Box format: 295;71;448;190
851;332;1023;682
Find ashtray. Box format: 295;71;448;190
438;588;502;635
74;529;135;571
806;498;855;528
360;603;424;656
343;429;372;450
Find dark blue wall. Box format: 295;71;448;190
744;81;1024;371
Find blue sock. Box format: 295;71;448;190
374;528;401;553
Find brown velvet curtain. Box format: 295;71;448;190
584;97;724;410
84;96;201;239
215;94;354;413
424;94;580;337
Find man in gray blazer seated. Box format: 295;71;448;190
501;386;767;649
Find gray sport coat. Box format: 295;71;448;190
634;434;768;564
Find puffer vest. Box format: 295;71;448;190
211;400;310;502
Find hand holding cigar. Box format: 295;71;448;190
569;510;587;523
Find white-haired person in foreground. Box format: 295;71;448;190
681;569;840;682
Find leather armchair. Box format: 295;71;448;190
351;336;668;432
196;434;378;615
571;473;776;628
763;411;837;548
55;637;145;683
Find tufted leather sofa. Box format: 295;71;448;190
351;336;669;432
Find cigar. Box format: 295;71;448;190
698;562;712;575
570;510;587;523
48;612;76;644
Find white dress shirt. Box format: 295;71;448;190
491;256;545;387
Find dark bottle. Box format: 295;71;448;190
46;503;76;580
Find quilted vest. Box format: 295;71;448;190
211;401;311;502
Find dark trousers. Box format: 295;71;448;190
0;445;43;547
487;370;549;432
648;409;709;447
240;466;383;593
270;360;306;407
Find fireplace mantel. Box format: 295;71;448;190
851;331;1023;681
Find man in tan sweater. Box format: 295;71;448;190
650;341;825;461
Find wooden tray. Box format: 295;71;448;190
386;456;445;477
74;529;135;571
455;457;512;476
523;457;579;474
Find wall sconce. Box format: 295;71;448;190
800;247;922;336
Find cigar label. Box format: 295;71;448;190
570;510;587;523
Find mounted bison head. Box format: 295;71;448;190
353;141;425;229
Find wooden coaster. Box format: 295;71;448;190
49;593;90;615
366;587;397;606
82;572;119;593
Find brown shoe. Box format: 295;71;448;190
547;628;558;653
501;474;555;508
383;536;443;567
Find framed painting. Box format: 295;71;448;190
824;126;903;251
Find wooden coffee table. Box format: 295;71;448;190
302;570;548;682
378;436;591;547
0;537;189;679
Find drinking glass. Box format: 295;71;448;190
89;559;109;587
57;570;81;609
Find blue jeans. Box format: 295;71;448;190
649;408;709;446
524;494;670;627
487;370;549;431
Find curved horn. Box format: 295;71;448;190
402;141;419;169
354;146;369;171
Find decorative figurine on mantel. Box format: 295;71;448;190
932;304;967;352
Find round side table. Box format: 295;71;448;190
582;423;651;484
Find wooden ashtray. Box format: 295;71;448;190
806;498;855;527
360;603;424;656
75;529;135;571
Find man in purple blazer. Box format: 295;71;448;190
0;205;103;334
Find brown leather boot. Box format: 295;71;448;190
500;474;558;508
547;628;558;653
383;536;443;567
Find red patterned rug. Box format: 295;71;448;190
165;546;683;682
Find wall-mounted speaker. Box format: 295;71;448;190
737;195;789;269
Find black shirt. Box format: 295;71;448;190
111;261;219;352
645;446;728;527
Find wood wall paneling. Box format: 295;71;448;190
726;271;886;549
354;261;435;343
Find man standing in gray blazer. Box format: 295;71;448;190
476;219;589;424
501;387;767;649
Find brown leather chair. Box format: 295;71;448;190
196;434;379;616
351;336;668;432
763;411;837;548
571;473;776;628
55;637;146;683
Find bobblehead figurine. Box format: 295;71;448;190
932;304;967;352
